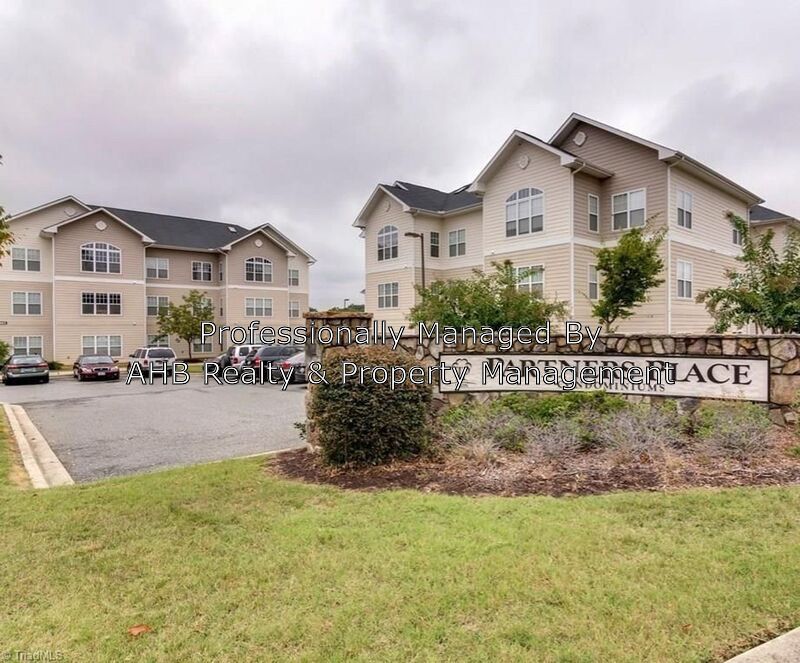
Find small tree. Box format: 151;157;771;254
592;226;666;331
410;260;567;329
156;290;214;359
698;213;800;333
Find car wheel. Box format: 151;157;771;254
42;376;49;384
113;375;120;380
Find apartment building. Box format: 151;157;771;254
3;196;314;363
354;113;800;334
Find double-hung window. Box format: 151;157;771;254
448;229;466;257
147;335;170;348
612;189;646;230
146;295;169;316
82;335;122;357
506;188;544;237
377;282;399;308
146;257;169;279
82;292;121;315
289;301;301;318
288;269;300;287
192;261;212;282
677;190;693;229
677;260;693;299
588;265;599;300
12;292;42;315
245;297;272;317
515;266;544;296
588;194;600;232
245;257;272;283
13;336;43;356
12;247;41;271
732;226;744;246
430;231;440;257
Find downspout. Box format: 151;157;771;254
570;161;587;319
666;163;673;334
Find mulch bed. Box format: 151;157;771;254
271;433;800;497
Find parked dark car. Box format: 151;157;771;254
276;350;307;384
2;354;50;385
222;345;260;369
73;354;120;381
247;345;302;381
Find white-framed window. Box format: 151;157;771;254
82;335;122;357
677;260;693;299
147;335;170;348
515;266;544;296
13;336;43;356
12;292;42;315
430;231;440;257
588;264;599;300
146;295;169;317
245;297;272;317
193;340;213;353
612;189;646;230
448;228;466;257
377;282;399;308
288;268;300;287
82;292;121;315
12;247;41;272
146;257;169;279
677;190;693;229
377;225;398;261
245;257;272;283
506;188;544;237
732;226;744;246
192;261;212;282
588;194;600;233
219;264;224;282
81;242;121;273
289;301;301;318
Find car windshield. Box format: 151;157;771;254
9;355;44;366
148;349;175;358
83;355;113;364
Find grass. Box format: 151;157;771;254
1;431;799;660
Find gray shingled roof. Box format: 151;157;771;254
90;205;249;250
382;181;481;214
750;204;794;223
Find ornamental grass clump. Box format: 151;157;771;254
693;401;773;459
309;345;432;466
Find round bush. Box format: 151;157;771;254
309;345;432;466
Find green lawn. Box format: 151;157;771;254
1;430;799;661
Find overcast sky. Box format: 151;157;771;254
2;1;799;308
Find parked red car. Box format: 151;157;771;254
73;355;120;381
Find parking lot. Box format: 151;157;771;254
3;374;306;483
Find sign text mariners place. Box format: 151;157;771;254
438;353;770;402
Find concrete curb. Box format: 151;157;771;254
3;402;74;488
725;627;800;662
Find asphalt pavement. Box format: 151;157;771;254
2;374;306;482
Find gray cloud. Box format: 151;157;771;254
2;0;799;307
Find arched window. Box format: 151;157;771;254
377;225;398;261
81;242;121;273
245;256;273;282
505;188;544;237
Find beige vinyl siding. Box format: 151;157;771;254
145;248;222;285
0;280;54;359
226;233;289;288
489;243;571;306
52;280;146;362
482;142;572;257
287;256;310;294
670;242;738;333
669;167;748;252
365;268;414;329
559;122;668;235
751;221;795;254
52;211;146;280
225;287;291;331
364;193;417;275
572;244;601;327
573;173;603;240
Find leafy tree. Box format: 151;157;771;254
156;290;214;359
592;226;666;331
409;260;567;329
0;340;10;364
0;204;15;265
698;214;800;333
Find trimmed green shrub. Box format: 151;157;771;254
490;391;628;424
309;345;432;466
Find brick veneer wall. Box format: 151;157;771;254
304;312;800;426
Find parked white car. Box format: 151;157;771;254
128;347;177;375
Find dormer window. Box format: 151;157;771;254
245;256;272;283
377;225;398;261
81;242;121;273
506;188;544;237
